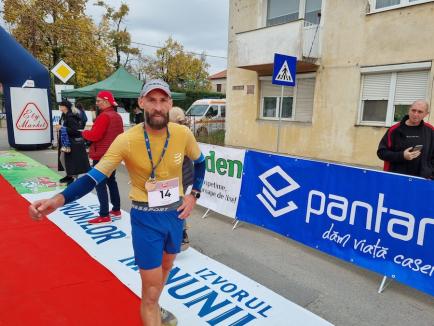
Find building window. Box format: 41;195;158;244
216;83;222;92
260;75;315;122
262;96;293;118
359;67;430;126
281;97;294;118
263;97;279;118
305;0;322;24
267;0;300;26
371;0;434;12
266;0;322;26
375;0;400;9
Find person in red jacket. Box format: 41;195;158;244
82;91;124;224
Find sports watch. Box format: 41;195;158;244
190;190;201;199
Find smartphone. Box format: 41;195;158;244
410;145;423;152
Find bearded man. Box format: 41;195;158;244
29;79;205;326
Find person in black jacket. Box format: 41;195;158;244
133;106;144;124
377;100;434;178
75;102;88;129
56;100;90;185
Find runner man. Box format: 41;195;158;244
29;79;205;326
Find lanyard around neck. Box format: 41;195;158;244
144;128;170;180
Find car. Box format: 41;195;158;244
185;99;226;136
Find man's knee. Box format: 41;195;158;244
142;285;161;306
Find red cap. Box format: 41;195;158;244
97;91;118;107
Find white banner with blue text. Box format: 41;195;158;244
23;191;332;326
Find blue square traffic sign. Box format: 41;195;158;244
272;54;297;87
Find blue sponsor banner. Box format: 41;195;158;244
236;150;434;297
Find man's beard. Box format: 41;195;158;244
145;112;169;130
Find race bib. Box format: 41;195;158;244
147;178;180;207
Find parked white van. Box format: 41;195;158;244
185;99;226;136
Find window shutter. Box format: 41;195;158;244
261;80;294;97
394;70;429;104
362;73;391;100
295;78;315;122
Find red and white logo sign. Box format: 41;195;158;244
15;102;49;130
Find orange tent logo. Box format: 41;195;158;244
16;102;48;130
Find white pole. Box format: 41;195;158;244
276;85;284;152
378;276;392;293
232;220;241;230
201;208;211;219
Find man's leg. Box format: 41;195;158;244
160;253;178;326
139;267;164;326
106;170;121;211
95;179;109;216
162;252;176;284
138;253;177;326
87;160;111;224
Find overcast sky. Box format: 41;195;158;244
87;0;229;75
0;0;229;75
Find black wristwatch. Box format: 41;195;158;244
190;190;201;199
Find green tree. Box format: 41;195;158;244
95;1;139;69
126;52;149;80
2;0;111;86
143;37;211;92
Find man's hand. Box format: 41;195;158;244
403;147;421;160
29;194;65;221
177;194;197;219
54;124;61;131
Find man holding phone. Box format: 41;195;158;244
377;100;434;178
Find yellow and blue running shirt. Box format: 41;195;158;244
95;122;201;202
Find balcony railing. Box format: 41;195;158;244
234;20;321;69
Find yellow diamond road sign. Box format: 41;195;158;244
51;60;75;83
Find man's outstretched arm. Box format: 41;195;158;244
29;168;107;220
29;133;126;220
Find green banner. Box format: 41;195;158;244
0;150;64;194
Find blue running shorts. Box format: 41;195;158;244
130;201;184;270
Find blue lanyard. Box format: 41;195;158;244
144;128;170;180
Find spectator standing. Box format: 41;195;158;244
377;100;434;178
82;91;124;224
76;102;88;129
56;100;90;185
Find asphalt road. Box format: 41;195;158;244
1;127;433;326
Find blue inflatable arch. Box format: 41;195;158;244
0;26;52;149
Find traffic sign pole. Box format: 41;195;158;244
277;85;284;152
272;53;297;153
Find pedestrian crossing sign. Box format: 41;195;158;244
272;54;297;87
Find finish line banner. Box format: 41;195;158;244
198;143;245;218
23;191;331;326
236;150;434;297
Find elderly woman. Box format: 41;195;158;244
56;100;90;185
